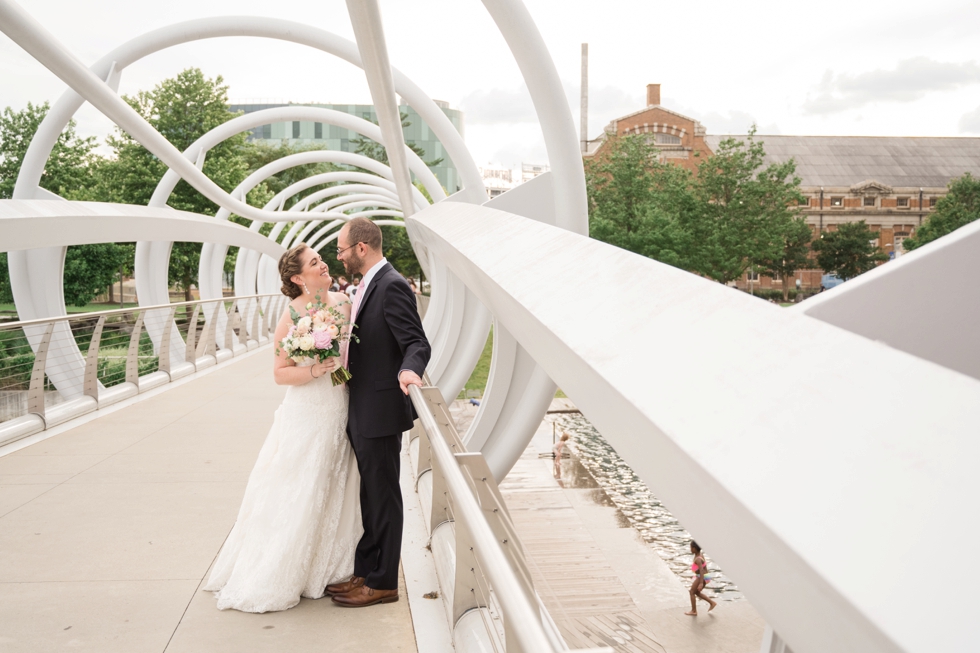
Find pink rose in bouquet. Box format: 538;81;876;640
276;292;357;386
312;329;333;350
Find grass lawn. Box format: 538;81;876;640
460;328;494;398
458;327;566;399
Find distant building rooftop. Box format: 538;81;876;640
704;135;980;189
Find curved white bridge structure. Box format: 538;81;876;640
1;1;978;652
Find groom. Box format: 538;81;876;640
328;217;431;607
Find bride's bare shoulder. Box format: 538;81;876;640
286;296;307;311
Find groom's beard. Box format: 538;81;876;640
343;250;365;276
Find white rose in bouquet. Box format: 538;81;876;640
296;316;312;335
312;322;328;332
298;334;315;351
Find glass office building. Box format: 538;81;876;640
228;101;464;193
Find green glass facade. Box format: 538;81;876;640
228;102;464;193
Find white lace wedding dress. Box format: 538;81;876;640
204;360;362;613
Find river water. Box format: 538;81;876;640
555;413;743;602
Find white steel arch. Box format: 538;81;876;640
3;15;476;400
0;2;586;485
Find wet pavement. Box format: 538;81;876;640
553;413;743;602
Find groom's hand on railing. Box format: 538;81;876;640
398;369;423;395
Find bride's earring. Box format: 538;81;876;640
303;283;310;295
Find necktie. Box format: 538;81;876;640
343;281;365;369
351;281;365;324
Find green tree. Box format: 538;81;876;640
691;129;805;284
903;173;980;251
1;102;129;306
586;134;697;270
63;244;128;306
381;226;422;279
0;101;100;199
755;217;813;300
242;141;340;211
812;221;888;280
94;68;260;300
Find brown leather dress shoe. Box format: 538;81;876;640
325;575;364;596
331;586;399;607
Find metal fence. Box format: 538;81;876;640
0;294;288;447
408;385;611;653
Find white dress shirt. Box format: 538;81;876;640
358;257;388;298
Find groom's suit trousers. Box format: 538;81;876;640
348;428;403;591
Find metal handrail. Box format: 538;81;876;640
0;293;289;443
1;293;279;330
408;384;610;653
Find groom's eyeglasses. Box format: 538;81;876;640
336;243;361;256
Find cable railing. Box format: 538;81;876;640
408;384;612;653
0;293;288;447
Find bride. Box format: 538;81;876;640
204;243;362;613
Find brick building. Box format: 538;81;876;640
588;85;980;294
587;84;713;173
708;134;980;292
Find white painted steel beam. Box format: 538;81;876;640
346;0;417;218
406;200;980;653
795;218;980;382
0;201;283;259
2;14;466;366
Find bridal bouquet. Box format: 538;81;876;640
277;294;355;386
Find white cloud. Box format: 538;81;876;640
803;57;980;115
960;106;980;133
459;86;536;125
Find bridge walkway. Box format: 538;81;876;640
0;350;417;653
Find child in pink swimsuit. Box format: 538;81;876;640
685;540;717;616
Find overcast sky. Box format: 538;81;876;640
2;0;980;169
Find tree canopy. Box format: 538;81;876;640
586;130;807;286
903;173;980;251
87;68;261;300
0;102;129;306
811;220;888;280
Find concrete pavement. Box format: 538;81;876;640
0;350;417;653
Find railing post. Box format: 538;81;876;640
261;297;270;338
452;509;490;625
27;321;55;424
411;419;431;481
158;306;177;378
83;316;105;402
125;311;145;387
409;385;560;653
237;301;249;347
225;299;239;353
429;447;451;534
456;452;532;584
197;301;220;358
269;297;286;335
185;303;201;364
250;298;261;343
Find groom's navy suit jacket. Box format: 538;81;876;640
346;263;430;438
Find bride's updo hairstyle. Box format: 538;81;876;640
278;243;309;299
